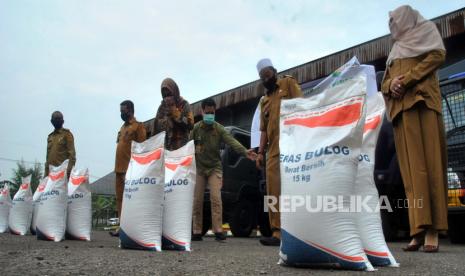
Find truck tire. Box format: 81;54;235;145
381;209;398;241
258;211;272;237
202;206;211;236
230;200;257;237
449;211;465;244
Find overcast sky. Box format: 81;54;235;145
1;0;464;182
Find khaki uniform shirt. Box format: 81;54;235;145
260;76;303;158
115;118;147;173
45;128;76;176
381;50;446;121
191;121;247;176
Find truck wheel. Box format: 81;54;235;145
258;211;272;237
202;206;212;236
449;212;465;244
230;200;257;237
381;209;398;241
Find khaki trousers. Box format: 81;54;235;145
266;155;281;239
393;102;448;236
115;172;125;219
192;172;223;234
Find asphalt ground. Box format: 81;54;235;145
1;231;464;275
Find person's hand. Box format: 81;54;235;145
389;75;405;99
246;149;257;161
164;96;175;107
255;152;264;170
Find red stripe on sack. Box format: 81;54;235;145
306;240;366;262
49;171;65;181
364;249;389;257
10;229;22;235
135;239;156;247
363;115;382;134
20;184;29;190
164;234;188;246
71;175;87;186
165;156;193;171
284;102;362;128
44;233;55;241
132;148;162;165
37;185;46;192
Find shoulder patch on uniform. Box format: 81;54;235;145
282;74;296;79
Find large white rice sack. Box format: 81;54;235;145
355;93;398;267
0;184;12;233
120;132;165;251
36;160;69;242
162;140;196;251
9;176;33;235
278;67;373;270
31;177;48;235
66;168;92;241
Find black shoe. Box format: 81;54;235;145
109;230;119;237
191;234;203;241
259;236;280;246
214;232;226;241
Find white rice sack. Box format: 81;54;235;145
163;140;196;251
9;176;33;235
66;168;92;241
278;69;373;271
36;160;69;242
120;132;165;251
355;93;398;267
31;177;48;235
0;184;12;233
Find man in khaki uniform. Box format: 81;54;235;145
111;100;146;237
45;111;76;178
256;58;303;246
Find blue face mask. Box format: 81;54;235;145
203;114;215;125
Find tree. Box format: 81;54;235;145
92;195;117;227
10;160;43;195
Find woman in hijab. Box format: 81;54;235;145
154;78;194;150
381;5;447;253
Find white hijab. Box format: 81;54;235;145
387;5;445;65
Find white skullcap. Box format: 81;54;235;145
256;58;274;73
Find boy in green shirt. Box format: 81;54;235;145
191;98;256;241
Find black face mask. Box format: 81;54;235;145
51;119;63;129
263;75;278;91
121;112;130;122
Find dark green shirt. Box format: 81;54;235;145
190;121;248;176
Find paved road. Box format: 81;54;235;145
1;231;464;275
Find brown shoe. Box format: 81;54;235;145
423;245;439;253
402;235;424;252
402;243;422;252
